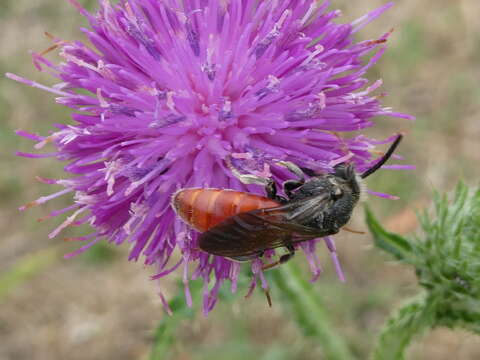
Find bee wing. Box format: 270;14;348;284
199;193;331;259
263;191;332;223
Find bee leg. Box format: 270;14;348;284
232;172;270;187
342;226;365;235
226;158;291;202
230;252;263;262
262;245;295;271
280;244;296;264
276;161;306;198
265;179;288;203
264;288;273;307
276;161;306;181
283;180;304;199
226;158;287;202
226;158;270;186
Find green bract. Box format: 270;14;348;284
366;182;480;359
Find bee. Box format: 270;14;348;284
172;134;403;270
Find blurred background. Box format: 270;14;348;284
1;0;479;359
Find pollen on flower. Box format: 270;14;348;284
11;0;413;314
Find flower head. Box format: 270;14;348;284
10;0;412;314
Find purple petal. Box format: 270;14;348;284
12;0;413;313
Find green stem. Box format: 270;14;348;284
271;261;355;360
372;295;435;360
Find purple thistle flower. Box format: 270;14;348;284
9;0;413;315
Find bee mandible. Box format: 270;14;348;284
172;134;403;270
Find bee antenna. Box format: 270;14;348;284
360;134;403;179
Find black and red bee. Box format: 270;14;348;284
172;134;403;270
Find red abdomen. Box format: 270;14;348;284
172;188;280;232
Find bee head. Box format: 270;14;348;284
333;163;355;181
332;162;362;199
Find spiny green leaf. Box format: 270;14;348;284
364;206;413;261
372;295;436;360
372;183;480;360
